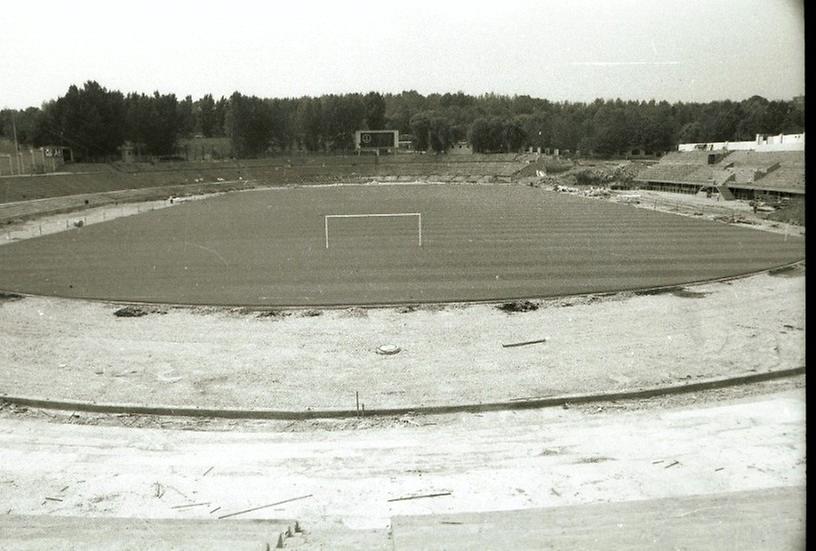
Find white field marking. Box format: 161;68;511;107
324;213;422;249
258;180;517;192
186;242;229;267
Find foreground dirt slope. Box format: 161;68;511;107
0;517;295;551
0;266;804;411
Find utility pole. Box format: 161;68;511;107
11;110;23;174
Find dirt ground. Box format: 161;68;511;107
0;265;804;411
0;381;806;549
619;188;805;238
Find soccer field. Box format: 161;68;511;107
0;184;805;306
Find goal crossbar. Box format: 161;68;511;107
324;213;422;248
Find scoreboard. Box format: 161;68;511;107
355;130;399;150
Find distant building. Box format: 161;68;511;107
678;133;804;153
41;145;73;163
449;141;473;155
119;142;139;163
397;133;415;152
0;139;71;175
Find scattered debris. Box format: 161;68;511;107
256;310;291;319
217;494;313;520
633;286;679;297
156;369;183;384
502;337;548;348
114;305;148;318
153;482;165;499
387;491;452;502
664;460;680;469
497;300;539;313
202;466;214;477
301;309;322;317
616;193;641;204
0;292;23;303
671;288;710;299
768;265;803;278
44;497;63;502
376;344;401;355
73;220;84;228
344;307;368;318
171;502;211;509
574;456;614;464
552;183;580;194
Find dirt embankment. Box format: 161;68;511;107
0;267;804;412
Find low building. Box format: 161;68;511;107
678;133;804;153
449;141;473;155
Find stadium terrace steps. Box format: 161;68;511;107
0;516;299;551
660;150;729;164
390;486;805;551
635;163;703;183
635;149;804;195
0;157;532;205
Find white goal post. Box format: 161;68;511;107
324;213;422;249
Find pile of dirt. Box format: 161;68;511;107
540;162;643;190
611;161;644;183
0;292;23;303
768;265;805;278
256;310;291;320
497;300;539;313
713;214;758;225
113;305;149;317
573;166;615;186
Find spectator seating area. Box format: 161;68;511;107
634;150;804;200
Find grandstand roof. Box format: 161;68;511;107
635;149;804;195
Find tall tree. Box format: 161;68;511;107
363;91;386;130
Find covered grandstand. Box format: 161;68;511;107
634;137;805;201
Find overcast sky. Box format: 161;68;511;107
0;0;805;109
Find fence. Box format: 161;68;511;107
0;150;61;176
1;198;176;243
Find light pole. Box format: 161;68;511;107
11;110;23;174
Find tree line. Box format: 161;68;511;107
0;81;804;161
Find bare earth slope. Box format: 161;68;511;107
0;266;804;411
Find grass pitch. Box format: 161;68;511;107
0;184;804;306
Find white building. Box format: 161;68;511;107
678;133;804;153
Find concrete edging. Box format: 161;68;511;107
0;366;804;421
